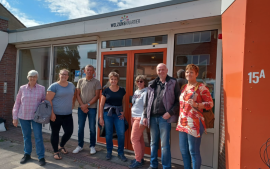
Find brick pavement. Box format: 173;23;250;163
0;126;184;169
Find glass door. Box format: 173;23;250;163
98;49;167;156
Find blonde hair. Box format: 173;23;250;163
135;75;147;87
186;64;199;74
108;72;119;80
59;69;70;75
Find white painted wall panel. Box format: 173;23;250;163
221;0;235;13
0;31;8;61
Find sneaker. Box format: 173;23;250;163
90;147;96;154
72;146;83;154
39;158;46;166
118;154;128;162
130;158;145;165
106;153;112;160
20;154;31;164
129;161;142;168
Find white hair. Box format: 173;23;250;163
27;70;39;79
156;63;168;69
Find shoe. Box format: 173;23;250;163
72;146;83;153
129;161;142;168
147;167;158;169
106;153;112;160
39;158;46;166
118;154;128;162
20;154;31;164
130;158;145;165
90;147;96;154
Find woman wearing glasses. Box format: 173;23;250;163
46;69;76;160
129;75;148;169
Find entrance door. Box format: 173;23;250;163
98;48;167;156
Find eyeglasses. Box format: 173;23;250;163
60;74;68;76
136;80;144;83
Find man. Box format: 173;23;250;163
176;69;188;89
142;63;180;169
73;65;102;154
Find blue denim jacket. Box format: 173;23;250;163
104;103;123;116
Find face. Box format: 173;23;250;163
109;76;118;86
185;69;198;81
136;79;145;89
84;66;95;77
59;71;69;82
156;64;168;79
28;75;38;84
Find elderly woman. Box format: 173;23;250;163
129;75;148;168
46;69;76;160
12;70;46;166
176;64;213;169
99;72;127;162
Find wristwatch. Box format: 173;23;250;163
87;103;91;107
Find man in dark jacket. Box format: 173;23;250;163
142;63;180;169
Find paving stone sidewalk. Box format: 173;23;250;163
0;126;184;169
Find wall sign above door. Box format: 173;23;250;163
111;15;140;27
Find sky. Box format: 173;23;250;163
0;0;170;27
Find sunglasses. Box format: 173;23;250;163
136;80;144;83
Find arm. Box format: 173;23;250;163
12;88;22;127
99;95;106;126
46;91;56;122
118;97;125;120
142;91;149;126
72;89;77;109
198;85;214;110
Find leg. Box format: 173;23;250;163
88;108;97;147
131;117;145;162
32;120;45;160
50;116;62;153
114;113;125;156
189;120;205;169
149;117;160;168
60;114;74;148
78;108;87;148
179;131;192;169
159;117;171;169
19;119;32;156
103;112;114;154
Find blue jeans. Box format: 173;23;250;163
103;111;125;155
150;116;171;169
19;119;45;159
78;108;97;147
179;120;204;169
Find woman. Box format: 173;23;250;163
99;72;127;162
46;69;76;160
176;64;213;169
12;70;46;166
129;75;148;169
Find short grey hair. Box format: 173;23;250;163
156;63;167;69
27;70;38;79
85;64;95;70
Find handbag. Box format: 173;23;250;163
186;83;215;129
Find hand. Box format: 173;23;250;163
143;118;148;126
81;104;88;110
162;112;171;120
51;112;56;122
139;123;146;128
82;108;88;113
118;112;124;120
13;119;18;127
99;118;104;126
188;99;197;108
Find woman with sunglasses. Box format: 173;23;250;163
46;69;76;160
129;75;148;168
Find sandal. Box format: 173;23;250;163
53;152;62;160
59;147;68;154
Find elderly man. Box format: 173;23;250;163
73;65;102;154
142;63;180;169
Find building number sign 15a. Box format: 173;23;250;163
248;69;265;84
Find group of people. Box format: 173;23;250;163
12;63;213;169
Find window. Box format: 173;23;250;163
102;35;167;48
18;47;51;90
173;30;218;102
53;43;97;109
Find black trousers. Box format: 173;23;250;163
50;114;73;153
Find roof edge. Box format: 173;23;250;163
0;3;26;28
8;0;195;33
